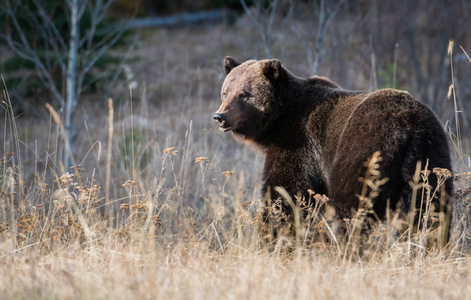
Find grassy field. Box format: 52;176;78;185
2;20;471;299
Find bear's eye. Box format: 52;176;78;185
238;91;251;100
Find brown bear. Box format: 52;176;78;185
213;56;453;241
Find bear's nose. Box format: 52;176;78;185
213;113;227;125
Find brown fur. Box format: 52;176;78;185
214;57;453;234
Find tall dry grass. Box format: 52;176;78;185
1;25;471;299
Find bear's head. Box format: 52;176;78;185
214;56;285;143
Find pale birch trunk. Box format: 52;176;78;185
64;0;80;167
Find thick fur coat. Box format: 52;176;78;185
214;57;453;232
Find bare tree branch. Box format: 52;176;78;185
104;34;139;97
31;0;68;51
312;0;346;75
240;0;287;58
77;22;130;95
4;1;64;105
1;0;134;167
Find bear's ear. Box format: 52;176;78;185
223;56;240;75
261;59;283;81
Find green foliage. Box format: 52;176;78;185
123;0;247;16
378;63;396;89
378;62;409;91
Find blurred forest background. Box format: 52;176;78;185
2;0;471;125
1;0;470;201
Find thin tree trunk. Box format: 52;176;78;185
65;0;80;168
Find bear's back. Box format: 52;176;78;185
325;88;452;219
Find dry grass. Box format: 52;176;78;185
1;22;471;299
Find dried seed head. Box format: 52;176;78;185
131;202;145;210
447;40;454;56
153;216;162;228
195;157;209;163
55;173;75;185
222;171;235;179
314;194;329;203
433;167;452;179
122;180;139;188
163;147;176;154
